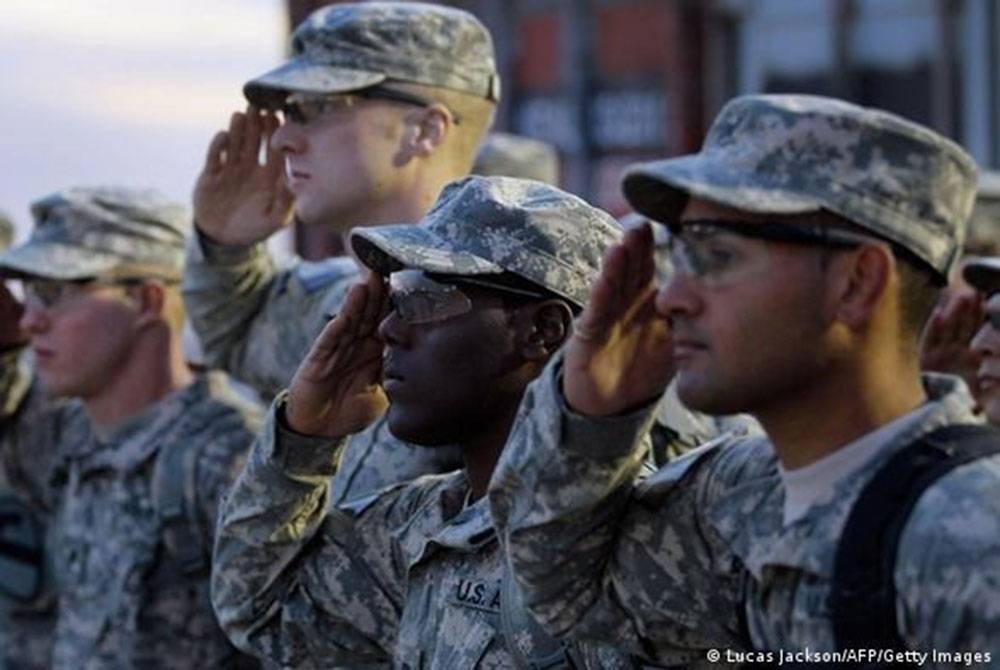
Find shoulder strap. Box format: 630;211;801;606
831;423;1000;651
152;439;208;577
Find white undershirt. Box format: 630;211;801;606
778;402;936;526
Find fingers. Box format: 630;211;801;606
227;111;247;160
309;281;368;358
357;272;388;338
203;131;229;174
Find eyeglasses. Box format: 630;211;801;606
22;279;142;310
666;219;876;285
387;271;551;325
281;87;461;126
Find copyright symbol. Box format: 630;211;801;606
707;649;721;662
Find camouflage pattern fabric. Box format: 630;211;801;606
244;1;499;108
622;94;979;281
330;416;460;504
489;359;1000;665
350;176;623;308
472;132;560;185
1;366;262;669
0;186;188;283
1;349;78;670
212;398;643;668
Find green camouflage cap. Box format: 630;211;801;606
963;256;1000;294
350;176;621;308
472;132;560;185
0;186;189;282
0;211;13;251
245;1;499;109
622;94;979;281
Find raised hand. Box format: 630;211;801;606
285;273;390;438
192;106;294;246
564;224;675;417
920;286;985;394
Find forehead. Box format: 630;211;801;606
987;293;1000;311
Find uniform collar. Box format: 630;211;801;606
396;471;496;571
707;374;981;581
60;375;211;477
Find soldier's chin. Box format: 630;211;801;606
675;374;745;416
386;409;456;448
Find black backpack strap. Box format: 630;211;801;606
830;423;1000;654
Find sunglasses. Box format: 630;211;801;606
281;87;461;126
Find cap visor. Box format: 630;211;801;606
963;257;1000;294
244;59;386;108
0;242;117;281
350;225;503;277
622;154;824;225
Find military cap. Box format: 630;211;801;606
472;132;560;185
350;176;621;308
245;1;499;109
963;256;1000;295
0;186;189;282
0;211;13;251
622;94;979;282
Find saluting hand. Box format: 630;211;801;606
193;106;294;246
285;272;390;438
920;286;985;395
563;224;675;417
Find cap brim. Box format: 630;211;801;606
350;225;503;277
243;58;386;109
963;257;1000;294
0;242;117;281
622;154;824;225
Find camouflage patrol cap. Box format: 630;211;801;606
622;94;979;281
473;132;560;185
0;187;189;282
963;257;1000;295
0;211;13;251
244;1;499;109
350;176;621;308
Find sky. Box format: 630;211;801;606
0;0;287;243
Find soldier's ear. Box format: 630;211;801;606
404;106;450;158
827;243;893;330
129;281;167;328
520;300;573;361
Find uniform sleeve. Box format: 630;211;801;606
211;394;414;668
895;459;1000;660
182;232;353;398
0;350;76;512
488;356;747;666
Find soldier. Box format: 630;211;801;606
1;209;59;670
0;187;263;669
212;176;645;667
966;257;1000;425
489;95;1000;664
184;1;499;501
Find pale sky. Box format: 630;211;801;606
0;0;286;241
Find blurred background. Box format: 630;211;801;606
3;0;999;256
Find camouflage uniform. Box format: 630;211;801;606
184;1;501;498
0;187;264;669
0;211;63;670
213;177;647;668
489;95;1000;665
